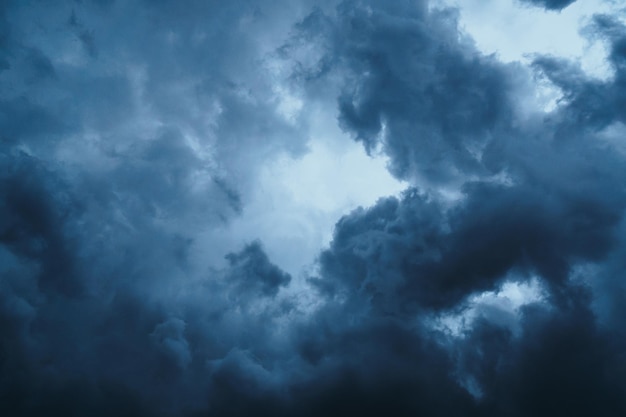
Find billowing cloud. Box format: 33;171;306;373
225;241;292;297
1;0;625;416
287;1;517;185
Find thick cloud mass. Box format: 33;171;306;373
288;2;516;184
225;241;292;297
1;0;626;416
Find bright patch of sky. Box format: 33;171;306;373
438;0;617;75
199;109;407;278
434;278;547;337
436;0;624;111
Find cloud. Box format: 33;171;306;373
288;1;626;416
291;2;516;184
1;0;625;416
456;293;625;416
225;241;292;297
0;0;307;414
315;175;624;311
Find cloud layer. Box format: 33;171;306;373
1;0;625;416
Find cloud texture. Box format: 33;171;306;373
1;0;625;416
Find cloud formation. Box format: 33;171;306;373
1;0;625;416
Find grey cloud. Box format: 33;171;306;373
0;0;308;414
0;152;82;297
290;2;516;184
456;294;626;416
225;241;292;298
289;1;626;416
1;0;626;416
315;174;624;312
151;318;192;370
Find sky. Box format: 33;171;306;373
1;0;626;416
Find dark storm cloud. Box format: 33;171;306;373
457;290;626;416
0;159;294;415
297;0;626;301
225;241;292;297
0;152;82;296
315;175;625;312
290;0;626;416
0;0;307;415
287;1;516;184
1;0;626;416
518;0;577;11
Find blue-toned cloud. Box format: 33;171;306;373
286;2;516;185
1;0;625;416
225;241;292;297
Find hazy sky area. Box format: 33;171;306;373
1;0;626;416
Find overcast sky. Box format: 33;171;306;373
1;0;626;416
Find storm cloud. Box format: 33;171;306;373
1;0;625;416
